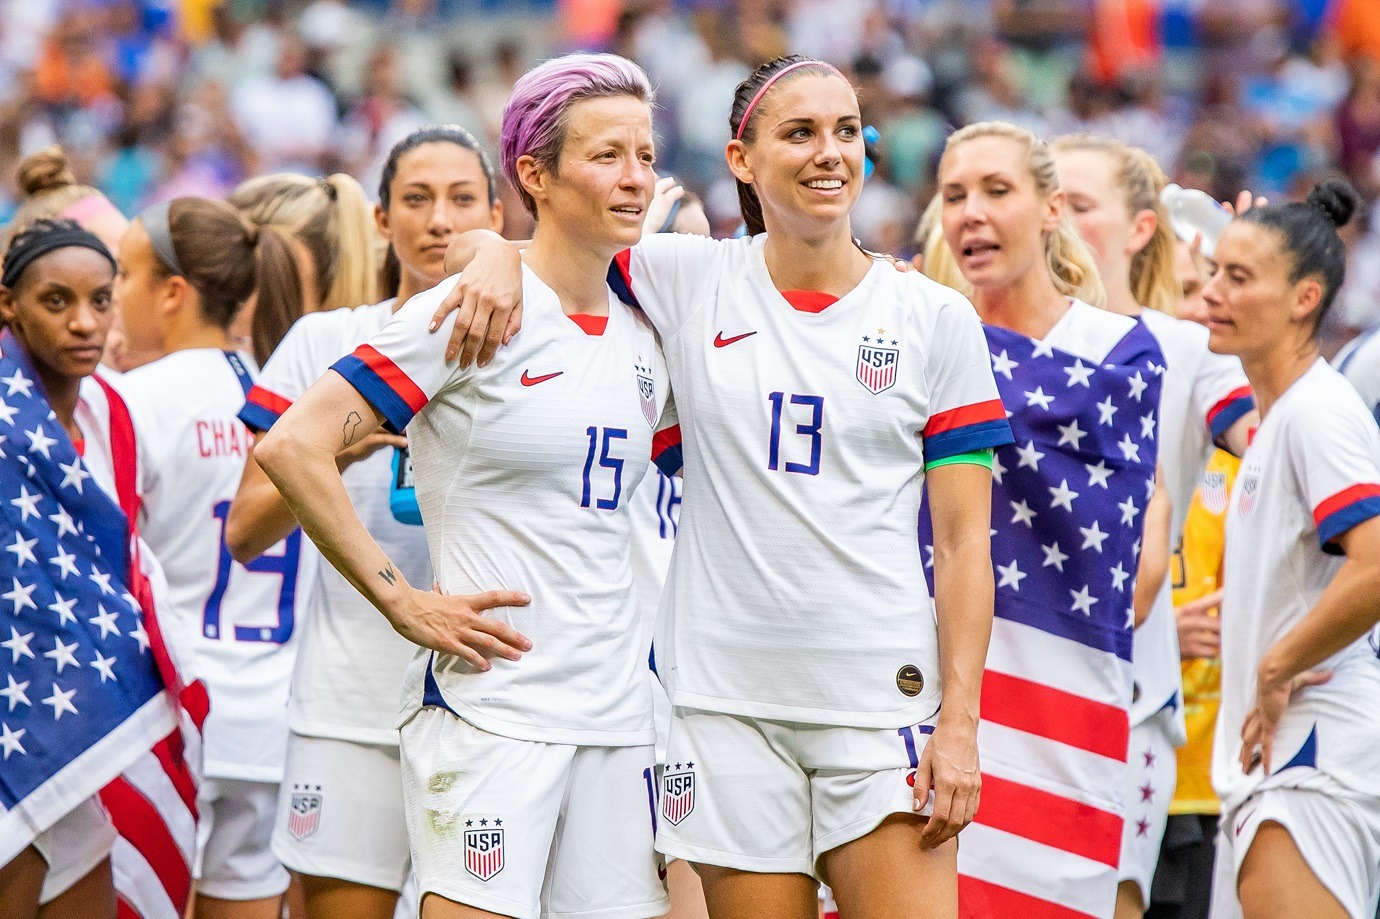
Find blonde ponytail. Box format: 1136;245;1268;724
939;121;1105;308
320;173;381;309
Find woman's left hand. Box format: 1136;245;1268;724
1240;666;1333;774
914;716;981;849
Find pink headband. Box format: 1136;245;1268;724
734;60;845;141
59;195;124;226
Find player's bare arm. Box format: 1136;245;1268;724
254;369;531;668
919;460;995;848
1132;467;1172;628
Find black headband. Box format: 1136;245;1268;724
1;222;116;289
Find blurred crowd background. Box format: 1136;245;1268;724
4;0;1380;344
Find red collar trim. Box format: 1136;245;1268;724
567;314;608;336
780;290;840;313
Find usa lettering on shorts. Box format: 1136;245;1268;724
464;817;505;881
662;762;696;825
288;784;323;840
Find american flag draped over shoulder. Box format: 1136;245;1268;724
0;347;177;868
921;320;1164;919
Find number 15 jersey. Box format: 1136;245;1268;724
613;234;1013;728
333;268;670;747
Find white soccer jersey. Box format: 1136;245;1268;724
612;234;1013;727
122;349;312;781
631;465;680;673
1133;310;1253;727
1336;327;1380;423
333;269;670;746
238;302;432;747
1214;359;1380;814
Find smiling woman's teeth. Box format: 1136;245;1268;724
806;179;843;189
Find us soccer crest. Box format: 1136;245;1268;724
1201;470;1229;515
662;763;696;825
464;821;505;881
287;784;323;841
856;330;899;394
1238;464;1262;518
636;361;657;427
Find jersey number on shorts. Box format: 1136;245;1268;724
581;426;628;510
767;392;824;476
204;499;301;643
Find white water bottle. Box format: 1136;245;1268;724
1160;183;1233;258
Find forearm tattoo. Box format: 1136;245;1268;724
342;411;363;447
379;563;398;587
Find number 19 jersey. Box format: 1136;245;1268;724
613;234;1014;728
333;268;670;746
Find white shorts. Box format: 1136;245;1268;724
400;706;668;919
196;778;290;900
1211;783;1380;919
271;732;410;892
33;795;117;904
1117;711;1177;899
656;707;936;876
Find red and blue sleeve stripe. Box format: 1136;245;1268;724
653;424;683;476
330;344;428;433
238;385;292;433
1313;483;1380;555
1206;386;1255;441
922;399;1013;462
607;249;640;310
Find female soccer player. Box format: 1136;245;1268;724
256;54;672;919
439;55;1012;919
1203;180;1380;919
112;197;306;919
1051;134;1256;919
931;120;1164;919
224;125;503;919
0;220;180;919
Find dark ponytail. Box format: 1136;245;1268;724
378;124;499;297
1240;178;1358;332
728;55;842;236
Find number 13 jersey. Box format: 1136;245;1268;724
613;234;1013;728
334;268;670;747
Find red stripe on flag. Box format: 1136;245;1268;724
982;670;1128;761
653;424;682;457
117;897;140;919
101;777;192;909
353;345;427;413
959;875;1098;919
924;399;1007;436
974;774;1122;867
1206;385;1252;427
150;732;198;816
246;385;292;416
1313;483;1380;527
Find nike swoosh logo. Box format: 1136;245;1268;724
713;330;758;348
520;370;563;387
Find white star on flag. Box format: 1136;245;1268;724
1024;387;1055;410
1118;496;1142;527
1049;479;1080;512
1140;413;1156;440
49;546;80;580
1070;584;1099;615
1128;371;1148;402
997;559;1027;591
2;626;35;662
1041;541;1069;571
4;577;38;614
48;507;78;538
924;545;934;569
0;722;26;759
1031;339;1056;358
1063;359;1094;388
41;683;78;720
991;451;1006;484
1097;396;1119;427
1080;519;1110;553
0;398;18;425
88;567;115;596
1117;434;1141;463
89;604;121;639
10;485;42;522
5;534;38;567
1016;440;1045;471
24;425;57;459
57;457;90;494
991;350;1018;380
48;592;78;625
90;651;118;684
129;620;150;652
1;369;34;397
1;674;30;711
1056;419;1086;449
1010;499;1038;528
43;637;81;673
1085;460;1113;489
1110;562;1130;592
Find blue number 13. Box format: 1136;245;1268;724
768;392;824;475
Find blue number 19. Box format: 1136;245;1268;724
204;500;300;644
767;392;824;475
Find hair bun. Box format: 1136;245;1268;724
17;146;77;197
1307;179;1358;230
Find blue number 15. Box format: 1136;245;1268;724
204;500;301;644
768;392;824;475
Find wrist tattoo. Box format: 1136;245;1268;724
379;563;397;586
343;411;363;447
